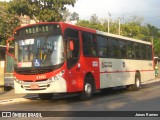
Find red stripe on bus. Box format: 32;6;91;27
100;70;154;74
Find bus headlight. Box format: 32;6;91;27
58;70;65;77
54;76;58;80
48;78;53;83
15;79;23;84
56;70;65;79
48;70;65;82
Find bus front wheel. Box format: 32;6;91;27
79;76;95;101
38;93;53;100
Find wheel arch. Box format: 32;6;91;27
126;70;142;91
78;72;96;100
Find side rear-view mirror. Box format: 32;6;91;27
69;40;74;51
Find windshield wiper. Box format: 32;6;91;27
41;35;49;48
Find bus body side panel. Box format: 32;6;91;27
65;57;100;93
99;58;155;89
99;58;134;88
138;60;155;83
81;57;100;89
61;24;100;92
66;59;101;93
78;29;100;90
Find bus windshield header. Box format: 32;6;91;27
14;24;61;39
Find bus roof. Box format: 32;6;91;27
62;22;152;45
14;22;152;45
96;30;152;45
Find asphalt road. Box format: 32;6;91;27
1;81;160;120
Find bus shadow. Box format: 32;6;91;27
31;87;132;104
24;82;159;105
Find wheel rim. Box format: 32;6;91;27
136;78;140;88
85;83;92;95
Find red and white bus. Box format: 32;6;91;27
6;22;155;100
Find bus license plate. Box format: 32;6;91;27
30;84;39;89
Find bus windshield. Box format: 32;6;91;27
14;24;64;68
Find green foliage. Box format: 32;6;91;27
61;10;79;22
8;0;76;22
0;0;76;45
76;20;91;28
76;20;106;32
154;38;160;57
70;12;79;21
90;14;99;24
76;14;160;56
0;2;20;45
147;24;160;38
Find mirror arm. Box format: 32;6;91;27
6;37;16;59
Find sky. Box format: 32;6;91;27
67;0;160;28
1;0;160;28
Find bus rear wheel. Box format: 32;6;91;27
131;74;141;91
79;76;95;101
38;93;53;100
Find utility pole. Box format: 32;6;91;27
108;12;111;33
151;36;153;46
118;18;121;35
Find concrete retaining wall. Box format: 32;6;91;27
0;61;4;92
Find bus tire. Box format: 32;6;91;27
4;86;13;91
38;93;53;100
79;76;95;101
131;73;141;91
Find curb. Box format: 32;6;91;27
143;78;160;84
0;98;32;105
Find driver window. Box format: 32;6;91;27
64;28;80;69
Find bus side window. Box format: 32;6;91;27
146;45;152;60
82;32;97;57
141;44;147;60
119;40;127;59
135;43;141;59
127;41;135;59
108;38;119;58
97;35;108;57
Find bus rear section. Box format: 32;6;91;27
96;31;155;91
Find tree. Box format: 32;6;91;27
70;12;79;21
76;20;91;28
60;10;79;22
119;16;145;39
154;38;160;57
147;24;160;38
61;9;71;22
90;14;99;24
76;20;106;32
0;2;20;45
8;0;76;22
76;14;160;57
